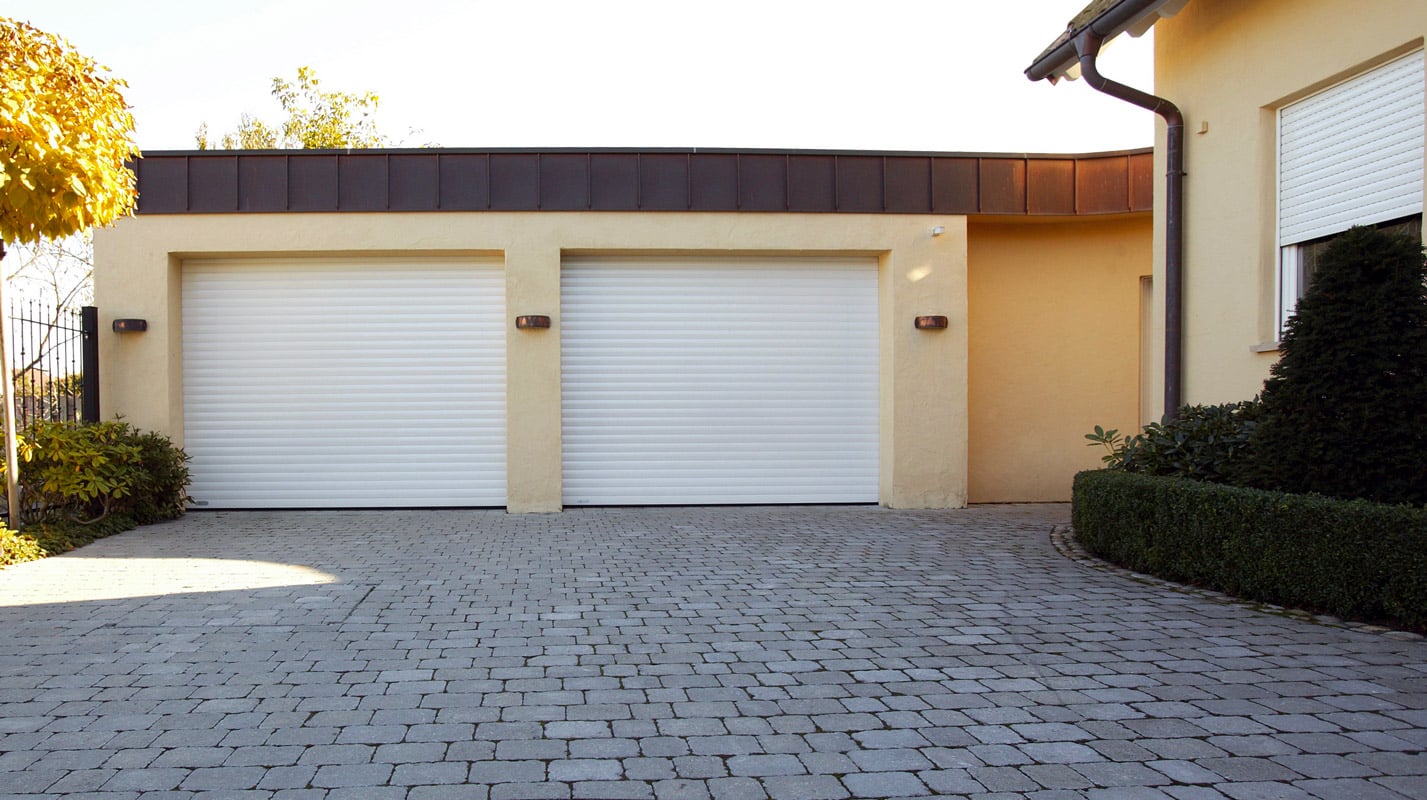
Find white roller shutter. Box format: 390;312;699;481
183;258;506;508
1279;51;1424;246
561;256;878;506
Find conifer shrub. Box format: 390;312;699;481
1242;226;1427;505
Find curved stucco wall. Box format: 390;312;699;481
968;215;1151;503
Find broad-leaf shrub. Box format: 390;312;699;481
124;430;191;524
1073;470;1427;631
2;420;190;526
1085;401;1261;483
22;420;141;523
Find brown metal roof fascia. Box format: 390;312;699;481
1025;0;1164;83
131;149;1153;217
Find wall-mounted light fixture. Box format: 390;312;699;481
931;226;945;237
112;319;148;333
914;315;949;331
515;315;551;330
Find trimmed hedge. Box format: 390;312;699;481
1072;470;1427;631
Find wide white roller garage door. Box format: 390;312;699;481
562;256;879;505
183;258;506;508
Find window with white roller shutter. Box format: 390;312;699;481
1278;50;1424;332
182;257;506;509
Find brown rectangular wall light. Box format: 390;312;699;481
914;315;948;330
515;315;551;329
112;319;148;333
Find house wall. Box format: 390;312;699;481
93;211;970;512
967;215;1151;502
1151;0;1427;413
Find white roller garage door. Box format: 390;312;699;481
562;256;879;505
183;258;506;508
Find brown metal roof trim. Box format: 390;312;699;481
131;148;1153;217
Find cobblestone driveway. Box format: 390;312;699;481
1;505;1425;800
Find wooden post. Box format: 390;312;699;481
0;242;20;527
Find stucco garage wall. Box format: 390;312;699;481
1152;0;1427;412
967;215;1151;503
94;211;968;512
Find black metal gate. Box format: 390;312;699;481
8;303;99;427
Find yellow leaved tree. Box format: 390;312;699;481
0;17;139;525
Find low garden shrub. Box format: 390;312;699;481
1087;401;1262;483
123;429;192;524
0;420;189;567
1073;470;1427;631
0;525;45;566
24;512;137;557
9;420;189;525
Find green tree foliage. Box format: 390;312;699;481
1243;226;1427;505
197;66;385;149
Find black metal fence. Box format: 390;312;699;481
8;303;99;427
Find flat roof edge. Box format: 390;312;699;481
139;146;1153;160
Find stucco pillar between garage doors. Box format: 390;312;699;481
504;243;563;513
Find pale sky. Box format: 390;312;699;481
7;0;1156;154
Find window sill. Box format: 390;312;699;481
1250;341;1281;353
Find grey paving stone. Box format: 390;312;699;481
706;777;769;800
726;754;806;777
548;758;623;782
102;768;190;791
840;771;928;797
178;767;267;791
847;748;933;772
489;782;566;800
1019;742;1103;764
2;506;1426;800
761;774;851;800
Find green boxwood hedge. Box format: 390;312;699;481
1072;470;1427;631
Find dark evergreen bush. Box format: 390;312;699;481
1244;227;1427;505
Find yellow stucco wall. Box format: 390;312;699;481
1151;0;1427;414
93;211;969;512
967;215;1151;503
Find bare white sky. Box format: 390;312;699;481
7;0;1155;154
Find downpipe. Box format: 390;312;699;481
1073;30;1185;421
